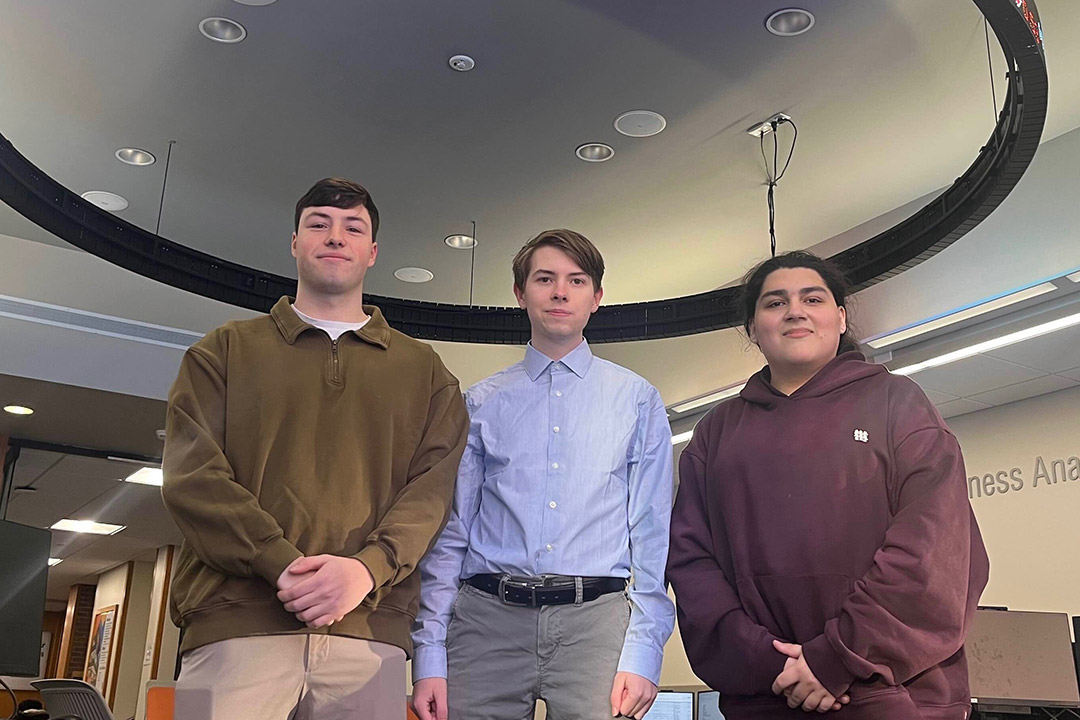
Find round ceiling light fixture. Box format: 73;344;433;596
4;405;35;416
81;191;129;212
444;234;477;249
232;0;277;5
448;54;476;72
614;110;667;138
575;143;615;163
765;8;815;36
394;267;434;283
115;147;156;166
199;17;247;43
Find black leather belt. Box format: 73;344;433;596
465;574;625;607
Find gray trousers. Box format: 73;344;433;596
446;583;631;720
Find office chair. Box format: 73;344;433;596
30;679;113;720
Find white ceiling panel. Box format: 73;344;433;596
966;373;1078;407
1057;365;1080;382
924;387;960;405
982;322;1080;373
910;355;1047;398
936;397;994;419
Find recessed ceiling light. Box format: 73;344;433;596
233;0;277;5
671;430;694;445
765;8;815;36
199;17;247;43
123;467;164;486
48;558;63;567
4;405;34;416
81;191;129;212
1067;270;1080;283
51;519;125;536
115;147;155;166
575;143;615;163
448;54;475;72
614;110;667;138
444;234;477;249
394;267;434;283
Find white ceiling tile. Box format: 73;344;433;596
967;374;1078;407
922;387;960;405
908;354;1047;398
1059;366;1080;382
936;398;994;419
983;323;1080;373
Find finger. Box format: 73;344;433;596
619;690;643;717
772;640;802;658
788;685;811;709
633;694;658;720
412;696;433;720
306;613;337;629
840;695;850;704
772;669;797;695
289;555;331;574
804;689;831;713
626;693;651;719
281;588;326;613
277;574;325;603
435;687;449;720
609;677;625;717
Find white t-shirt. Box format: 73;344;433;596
292;304;370;341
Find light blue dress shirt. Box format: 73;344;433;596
412;340;675;684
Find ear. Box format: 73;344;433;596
368;241;378;267
591;286;604;314
838;305;847;335
513;283;526;309
747;319;757;345
291;232;298;258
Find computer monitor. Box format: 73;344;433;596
967;609;1080;708
643;691;694;720
697;690;725;720
0;519;52;676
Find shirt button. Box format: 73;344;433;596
552;462;559;469
546;544;553;551
553;426;560;433
549;501;557;509
555;390;562;397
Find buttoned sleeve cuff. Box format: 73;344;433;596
617;642;664;686
412;644;449;681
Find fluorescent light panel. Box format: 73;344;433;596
48;558;63;567
893;311;1080;376
671;430;694;445
867;282;1056;349
671;383;745;414
1067;270;1080;284
51;519;125;535
124;467;163;486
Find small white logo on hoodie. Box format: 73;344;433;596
853;429;869;443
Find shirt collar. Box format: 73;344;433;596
523;339;593;381
270;296;391;349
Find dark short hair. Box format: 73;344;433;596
740;250;859;355
512;229;605;293
294;177;380;239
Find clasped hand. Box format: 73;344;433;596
276;555;374;629
771;640;850;713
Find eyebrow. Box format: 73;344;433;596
305;211;368;225
759;286;829;302
532;268;588;277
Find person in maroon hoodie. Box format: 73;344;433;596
667;251;989;719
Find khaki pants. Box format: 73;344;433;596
175;634;405;720
447;584;631;720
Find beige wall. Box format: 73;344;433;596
92;561;155;720
947;384;1080;622
135;546;181;720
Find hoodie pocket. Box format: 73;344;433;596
736;573;852;642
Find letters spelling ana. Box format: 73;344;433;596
968;454;1080;499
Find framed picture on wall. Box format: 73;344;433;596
85;605;117;695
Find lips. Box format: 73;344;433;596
546;309;572;317
784;328;812;337
317;254;350;262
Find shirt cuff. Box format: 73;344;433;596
412;644;448;681
617;642;664;686
251;537;303;587
802;632;857;698
355;542;395;589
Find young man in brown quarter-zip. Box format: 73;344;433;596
163;177;469;720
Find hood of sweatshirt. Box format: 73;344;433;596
739;350;886;408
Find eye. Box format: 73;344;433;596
766;300;785;308
571;278;585;286
308;222;327;229
805;296;823;304
536;276;552;284
347;227;364;234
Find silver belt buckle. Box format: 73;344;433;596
498;575;539;606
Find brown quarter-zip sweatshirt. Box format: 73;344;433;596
162;297;468;654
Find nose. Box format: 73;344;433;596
325;224;345;247
550;281;568;301
785;299;807;319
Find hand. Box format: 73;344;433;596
411;677;448;720
276;555;375;628
609;672;658;719
771;641;849;713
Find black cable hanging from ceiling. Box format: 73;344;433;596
759;118;798;258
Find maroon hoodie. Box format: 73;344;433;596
668;352;988;720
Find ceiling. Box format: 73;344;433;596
1;0;1078;309
4;449;182;602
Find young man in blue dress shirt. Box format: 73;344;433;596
411;229;675;720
